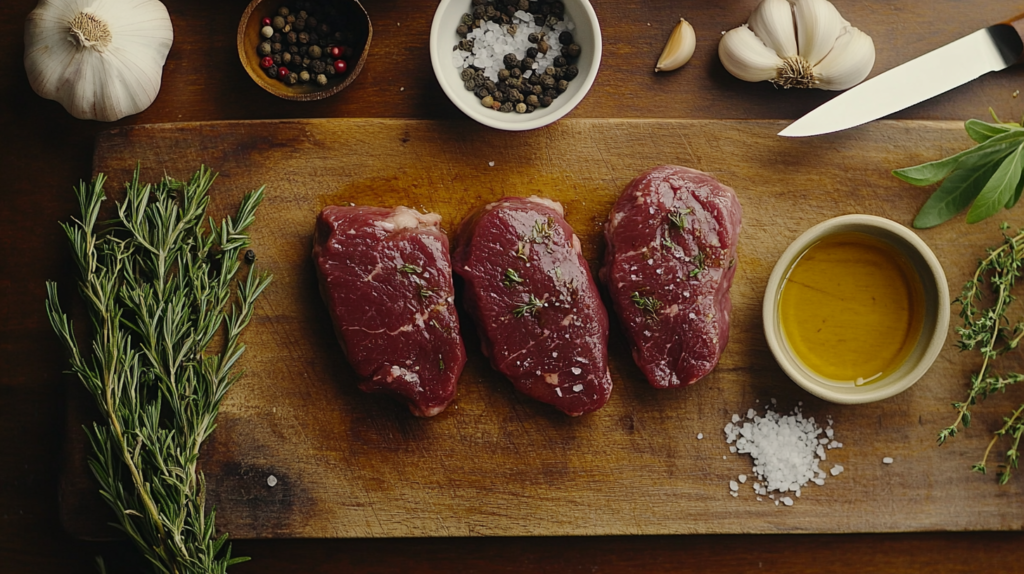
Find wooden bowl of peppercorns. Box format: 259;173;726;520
238;0;371;101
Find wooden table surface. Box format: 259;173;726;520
4;0;1024;572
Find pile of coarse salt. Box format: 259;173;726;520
724;400;843;506
451;10;574;83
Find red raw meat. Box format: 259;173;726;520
601;166;742;388
313;205;466;416
453;196;613;416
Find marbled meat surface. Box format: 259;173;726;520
313;205;466;417
453;196;613;416
601;166;742;388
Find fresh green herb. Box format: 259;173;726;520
45;166;270;573
689;249;706;277
512;294;543;318
399;263;422;274
439;357;445;372
661;236;679;250
503;268;524;287
526;216;554;244
514;242;529;262
430;319;445;332
419;286;435;299
630;291;661;319
668;207;692;231
894;114;1024;228
940;225;1024;483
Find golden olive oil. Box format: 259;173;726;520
778;232;925;385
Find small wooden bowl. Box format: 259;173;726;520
238;0;371;101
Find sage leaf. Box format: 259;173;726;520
967;144;1024;224
894;129;1024;186
1007;173;1024;209
913;159;1003;228
965;119;1015;143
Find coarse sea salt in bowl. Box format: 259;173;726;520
429;0;602;131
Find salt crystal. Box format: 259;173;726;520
572;384;583;392
730;491;738;498
830;464;844;476
738;474;747;484
882;457;894;464
488;161;495;167
729;481;739;492
697;433;703;440
267;475;278;487
781;497;794;506
571;367;582;375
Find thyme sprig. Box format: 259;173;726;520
668;207;692;231
45;166;271;573
941;225;1024;483
631;291;661;320
512;294;543;318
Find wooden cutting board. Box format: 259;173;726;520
61;119;1024;539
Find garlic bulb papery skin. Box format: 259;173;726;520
718;0;874;91
25;0;174;122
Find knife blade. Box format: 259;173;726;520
779;16;1024;138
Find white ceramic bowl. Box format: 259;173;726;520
763;215;950;404
429;0;602;131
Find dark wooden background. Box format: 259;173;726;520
5;0;1024;572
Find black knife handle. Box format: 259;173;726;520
997;12;1024;64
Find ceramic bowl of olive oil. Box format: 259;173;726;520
763;215;950;404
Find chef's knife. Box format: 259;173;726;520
779;14;1024;138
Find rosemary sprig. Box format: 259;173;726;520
689;249;706;277
503;268;524;288
941;225;1024;483
399;263;422;274
668;207;692;231
512;294;543;318
45;166;271;573
631;291;661;320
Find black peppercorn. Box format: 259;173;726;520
484;80;497;92
528;32;540;44
541;4;551;15
499;102;514;113
503;53;519;69
540;96;552;107
472;0;484;5
282;51;292;65
259;41;272;56
272;32;283;43
493;91;506;103
461;12;473;26
286;31;298;44
564;43;581;58
531;84;543;96
556;79;568;93
498;69;511;81
510;67;522;79
265;64;278;79
472;5;485;19
552;68;565;80
564;65;579;80
525;47;538;60
288;44;299;54
297;10;307;18
544;88;557;99
245;249;256;264
309;32;319;45
526;94;539;107
559;31;573;46
308;45;322;59
485;6;498;19
504;5;516;17
526;105;536;113
554;55;567;68
458;39;474;52
509;89;523;103
298;31;310;44
522;57;536;71
518;0;529;10
272;53;282;65
294;18;306;31
287;72;299;85
551;2;564;16
270;42;282;54
476;87;490;98
325;64;335;76
506;77;521;89
272;15;286;30
464;79;477;91
540;74;555;89
316;73;328;86
278;6;289;17
537;39;550;55
307;16;317;29
461;68;475;82
311;59;325;73
457;24;469;37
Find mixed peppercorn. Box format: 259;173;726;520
455;0;582;114
257;1;356;87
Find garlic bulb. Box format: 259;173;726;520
25;0;174;122
655;18;696;73
718;0;874;91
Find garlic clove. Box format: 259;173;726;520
747;0;798;59
719;25;785;83
655;18;697;72
793;0;847;66
813;26;875;90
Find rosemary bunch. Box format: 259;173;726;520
940;224;1024;484
45;166;271;573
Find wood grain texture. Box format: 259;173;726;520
6;0;1024;571
60;118;1024;540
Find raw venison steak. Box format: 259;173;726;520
601;166;742;389
453;196;613;416
313;205;466;417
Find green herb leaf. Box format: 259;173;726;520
630;291;661;319
894;129;1024;186
512;294;543;318
399;263;422;274
503;268;524;288
913;159;1003;228
965;119;1014;143
967;144;1024;224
